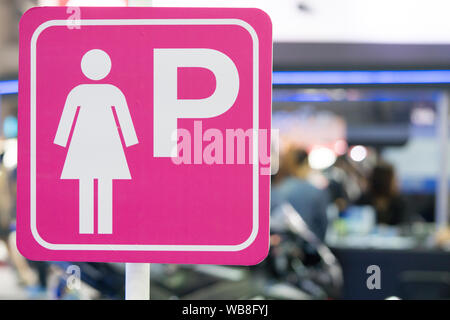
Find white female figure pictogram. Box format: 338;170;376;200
54;49;138;234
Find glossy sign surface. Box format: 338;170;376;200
18;7;272;264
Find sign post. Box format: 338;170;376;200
125;0;153;301
17;6;272;299
125;263;150;300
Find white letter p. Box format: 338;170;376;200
153;48;239;157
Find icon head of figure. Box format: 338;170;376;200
81;49;111;81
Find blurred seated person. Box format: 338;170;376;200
271;149;329;241
356;162;414;225
325;166;350;214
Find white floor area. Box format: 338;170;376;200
0;241;27;300
0;265;28;300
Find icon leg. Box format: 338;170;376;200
98;179;113;234
79;179;94;234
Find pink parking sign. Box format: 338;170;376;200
17;7;272;265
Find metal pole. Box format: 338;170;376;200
436;91;449;230
125;0;153;301
125;263;150;300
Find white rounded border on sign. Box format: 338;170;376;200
29;18;261;252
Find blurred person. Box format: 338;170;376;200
0;154;36;287
270;147;292;187
1;120;50;296
436;227;450;249
271;149;329;241
0;153;11;246
324;165;350;214
356;162;416;225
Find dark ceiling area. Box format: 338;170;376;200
274;42;450;71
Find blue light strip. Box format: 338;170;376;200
273;70;450;85
272;92;440;103
0;80;18;95
2;70;450;95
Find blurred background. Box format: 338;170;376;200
2;0;450;300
